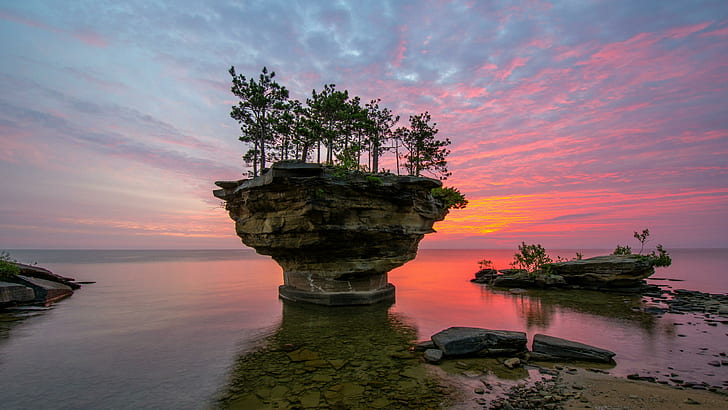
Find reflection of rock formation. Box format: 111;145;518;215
218;301;453;408
550;255;655;288
481;287;658;330
214;162;448;305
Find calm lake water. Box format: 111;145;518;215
0;248;726;408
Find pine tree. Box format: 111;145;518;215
396;112;451;179
229;66;289;176
365;99;399;173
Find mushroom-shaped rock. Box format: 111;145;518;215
214;162;449;306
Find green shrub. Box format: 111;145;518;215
431;187;468;210
366;175;382;186
477;259;493;270
613;245;632;255
511;242;552;274
613;229;672;268
648;244;672;267
634;228;650;254
0;251;20;280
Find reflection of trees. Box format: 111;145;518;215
511;294;558;329
217;301;453;409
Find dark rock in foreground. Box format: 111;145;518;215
532;334;616;363
214;162;449;306
431;326;528;356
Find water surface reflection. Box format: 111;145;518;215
219;301;455;409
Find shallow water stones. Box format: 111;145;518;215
532;334;616;363
504;357;521;369
287;347;319;362
299;390;320;408
424;348;443;363
431;327;528;356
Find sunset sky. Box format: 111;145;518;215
1;0;727;250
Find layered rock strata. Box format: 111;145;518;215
549;254;655;288
0;262;78;306
214;162;449;306
531;334;616;363
431;326;528;356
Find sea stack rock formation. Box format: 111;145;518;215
213;162;449;306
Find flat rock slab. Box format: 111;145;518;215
431;327;527;356
14;275;73;304
0;281;35;303
532;334;615;363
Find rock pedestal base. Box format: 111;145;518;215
279;283;396;306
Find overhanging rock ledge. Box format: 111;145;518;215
213;162;449;306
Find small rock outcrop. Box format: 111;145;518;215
422;328;615;367
531;334;616;363
430;326;528;356
0;262;78;306
0;281;35;304
549;255;655;288
485;254;656;291
214;162;449;306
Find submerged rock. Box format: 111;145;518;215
423;349;443;363
532;334;616;363
214;162;449;306
431;326;528;356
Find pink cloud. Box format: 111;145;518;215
0;10;108;48
699;24;728;38
72;28;109;47
494;56;529;81
392;40;407;67
664;21;712;39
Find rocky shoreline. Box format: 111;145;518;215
472;254;658;292
460;272;728;408
484;367;728;409
0;262;83;307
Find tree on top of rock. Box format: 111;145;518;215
396;111;452;180
365;98;399;173
306;83;351;165
229;66;289;177
227;67;455;181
